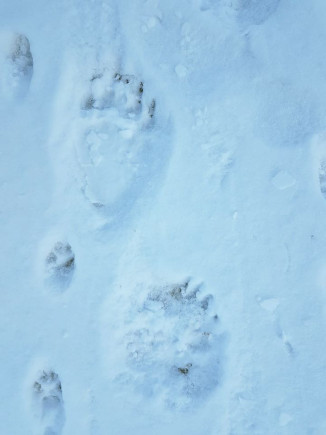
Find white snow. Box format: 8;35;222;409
1;0;326;434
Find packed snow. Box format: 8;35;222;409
1;0;326;434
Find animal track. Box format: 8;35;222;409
45;242;75;290
82;70;154;117
147;280;213;313
199;0;279;25
74;65;166;215
103;279;226;409
229;0;280;26
32;370;65;435
319;160;326;199
1;33;33;99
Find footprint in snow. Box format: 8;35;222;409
32;370;65;435
199;0;280;25
74;65;170;219
45;241;75;290
102;279;226;409
1;33;33;99
229;0;280;26
319;160;326;200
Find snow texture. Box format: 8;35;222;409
1;0;326;434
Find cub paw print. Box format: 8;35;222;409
45;242;75;290
1;33;33;99
32;370;65;435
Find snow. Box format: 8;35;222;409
1;0;326;434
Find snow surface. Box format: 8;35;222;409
1;0;326;434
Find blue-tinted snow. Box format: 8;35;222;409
1;0;326;434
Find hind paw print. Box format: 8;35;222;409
103;279;226;409
74;66;163;210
